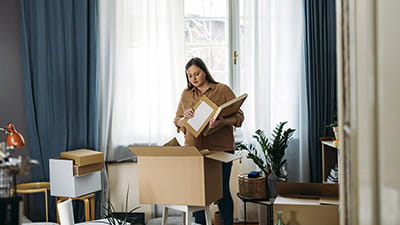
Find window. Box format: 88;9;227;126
99;0;305;158
184;0;230;85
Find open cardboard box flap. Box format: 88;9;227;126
276;182;339;205
130;146;200;157
203;151;241;163
274;196;321;205
129;146;240;163
320;196;340;205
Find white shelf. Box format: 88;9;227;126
321;140;338;149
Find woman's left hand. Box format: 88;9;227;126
209;117;224;129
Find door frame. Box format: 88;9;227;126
337;0;380;224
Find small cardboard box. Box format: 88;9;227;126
273;182;339;225
49;158;102;197
129;146;240;206
60;149;104;166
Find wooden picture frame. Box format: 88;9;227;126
182;95;218;138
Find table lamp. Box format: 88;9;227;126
0;123;37;198
1;123;25;147
0;123;25;160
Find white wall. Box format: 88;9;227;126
0;0;30;180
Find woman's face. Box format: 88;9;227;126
187;65;207;88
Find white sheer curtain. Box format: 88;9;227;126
236;0;308;222
99;0;185;157
239;0;309;182
98;0;185;216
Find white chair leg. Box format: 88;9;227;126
204;205;212;225
182;211;186;225
162;205;212;225
162;206;169;225
185;208;192;225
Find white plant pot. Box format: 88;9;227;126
332;127;339;140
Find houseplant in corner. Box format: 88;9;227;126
101;186;141;225
237;121;295;198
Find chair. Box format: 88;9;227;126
13;182;50;222
56;198;109;225
57;198;74;225
56;193;95;223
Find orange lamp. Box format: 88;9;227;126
3;123;25;149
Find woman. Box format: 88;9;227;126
174;57;244;225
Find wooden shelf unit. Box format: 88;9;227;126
321;141;339;183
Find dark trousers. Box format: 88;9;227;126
194;161;234;225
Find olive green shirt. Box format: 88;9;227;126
174;83;244;151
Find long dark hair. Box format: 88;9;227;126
185;57;218;89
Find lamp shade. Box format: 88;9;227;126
5;123;25;149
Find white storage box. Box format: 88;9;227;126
49;158;101;197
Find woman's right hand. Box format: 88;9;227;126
177;117;187;134
183;108;194;119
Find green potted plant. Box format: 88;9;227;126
237;121;295;197
326;114;339;140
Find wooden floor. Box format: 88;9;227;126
234;223;258;225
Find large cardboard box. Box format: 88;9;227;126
49;158;102;197
129;146;240;206
273;182;339;225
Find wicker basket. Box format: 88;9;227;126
238;173;267;199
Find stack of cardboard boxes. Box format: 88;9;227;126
49;149;104;197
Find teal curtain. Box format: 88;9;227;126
19;0;98;221
304;0;337;182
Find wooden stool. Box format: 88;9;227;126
12;182;50;222
56;193;95;223
162;205;212;225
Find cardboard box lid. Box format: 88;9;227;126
60;149;104;166
276;182;339;206
129;146;240;163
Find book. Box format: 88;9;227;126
182;93;247;137
202;93;247;136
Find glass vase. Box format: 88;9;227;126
275;211;285;225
